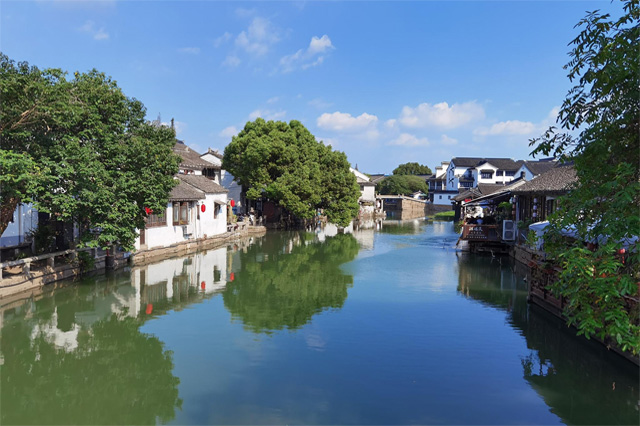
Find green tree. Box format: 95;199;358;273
392;162;432;175
378;175;429;195
222;118;360;227
529;1;639;354
0;54;181;250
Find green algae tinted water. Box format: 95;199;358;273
1;220;638;425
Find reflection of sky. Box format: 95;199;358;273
140;222;566;425
6;221;636;425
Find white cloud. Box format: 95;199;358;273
308;35;333;55
235;7;257;18
308;98;333;110
266;96;279;104
178;47;200;55
249;109;286;121
474;120;536;136
236;17;280;56
213;32;232;48
222;55;241;68
317;111;378;132
388;133;430;147
78;20;109;41
440;134;458;145
219;126;239;138
385;119;397;129
280;35;334;73
399;101;485;129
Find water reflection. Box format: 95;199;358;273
378;218;427;235
456;254;639;426
1;273;182;425
223;232;359;333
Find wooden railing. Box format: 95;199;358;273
0;247;107;281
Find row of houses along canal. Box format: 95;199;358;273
1;219;638;425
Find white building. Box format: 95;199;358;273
0;203;38;248
200;148;245;215
445;157;524;191
135;142;228;252
350;168;376;204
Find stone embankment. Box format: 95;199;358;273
0;225;266;299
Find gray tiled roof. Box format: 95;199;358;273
511;163;577;194
451;157;522;171
452;188;481;202
173;142;219;170
177;174;228;194
477;183;507;195
522;160;558;176
169;180;206;201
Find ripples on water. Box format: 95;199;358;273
1;219;638;425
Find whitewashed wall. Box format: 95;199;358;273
0;203;38;248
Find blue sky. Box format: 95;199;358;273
1;0;621;174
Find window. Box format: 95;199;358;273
439;195;442;199
505;171;515;177
173;202;190;225
496;170;504;176
448;195;451;199
461;182;473;188
481;171;493;179
147;210;167;228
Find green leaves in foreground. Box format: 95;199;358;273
529;1;640;354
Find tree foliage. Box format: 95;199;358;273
222;118;360;227
392;162;432;176
0;54;181;250
529;1;640;354
378;175;429;195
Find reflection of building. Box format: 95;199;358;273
455;254;639;426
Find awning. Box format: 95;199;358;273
214;200;226;206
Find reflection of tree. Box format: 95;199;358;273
223;232;359;333
378;220;423;235
1;290;182;425
456;254;639;425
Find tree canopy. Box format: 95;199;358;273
378;175;429;195
392;162;432;176
222;118;360;227
0;54;181;250
529;0;639;354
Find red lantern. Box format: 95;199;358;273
230;272;235;282
230;199;235;207
201;281;206;289
145;303;153;315
201;204;206;213
145;207;151;215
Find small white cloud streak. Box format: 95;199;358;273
280;35;334;73
388;133;430;147
236;17;280;56
399;101;485;129
249;109;286;121
317;111;377;132
219;126;239;138
213;32;232;48
222;55;241;68
178;47;200;54
440;134;458;145
78;20;109;41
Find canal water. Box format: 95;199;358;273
1;220;638;425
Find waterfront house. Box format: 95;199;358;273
511;163;576;223
200;148;245;216
515;159;558;182
445;157;523;191
135;143;229;252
